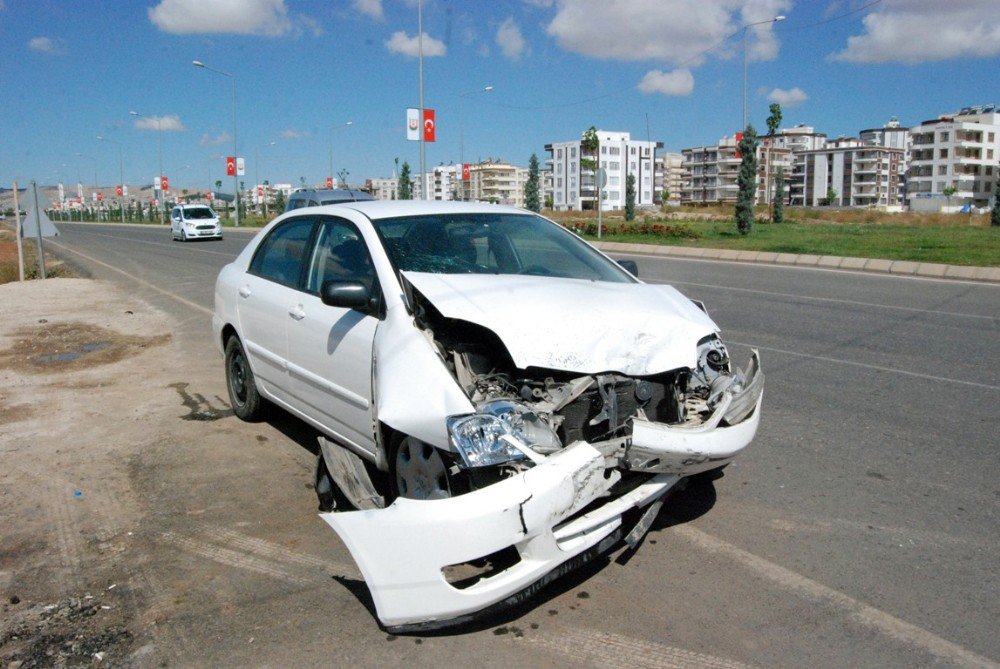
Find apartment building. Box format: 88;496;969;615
906;105;1000;210
365;178;398;200
465;161;528;206
790;145;905;208
412;165;459;201
681;135;740;204
655;152;685;204
545;130;661;211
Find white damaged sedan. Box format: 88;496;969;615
212;201;763;631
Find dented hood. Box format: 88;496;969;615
403;272;718;376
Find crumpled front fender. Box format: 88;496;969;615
321;442;621;629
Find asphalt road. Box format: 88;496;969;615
45;221;1000;668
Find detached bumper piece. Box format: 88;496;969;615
627;350;763;476
321;443;680;631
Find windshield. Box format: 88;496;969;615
184;207;215;220
372;213;632;282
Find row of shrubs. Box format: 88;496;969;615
558;219;701;240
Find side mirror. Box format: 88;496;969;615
321;280;374;313
618;259;639;277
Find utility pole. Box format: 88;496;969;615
418;0;426;200
13;181;24;281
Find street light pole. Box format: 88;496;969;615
417;0;426;200
193;60;239;227
129;110;165;223
742;15;785;131
459;85;493;201
255;141;275;218
329;121;353;188
96;135;126;224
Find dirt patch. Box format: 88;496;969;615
0;321;169;374
0;596;133;668
0;394;34;425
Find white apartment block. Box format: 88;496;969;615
681;135;743;204
790;145;905;208
546;130;660;211
768;124;828;152
655;152;685;204
906;105;1000;210
465;161;528;207
365;178;399;200
413;165;459;201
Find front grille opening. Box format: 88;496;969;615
442;545;521;590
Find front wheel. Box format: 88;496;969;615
225;336;264;421
390;435;453;500
181;229;188;242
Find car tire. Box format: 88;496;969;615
181;229;188;242
390;435;453;500
224;336;265;421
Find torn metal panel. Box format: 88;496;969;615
321;443;624;628
372;301;475;449
318;437;384;510
402;272;718;376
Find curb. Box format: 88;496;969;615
592;241;1000;284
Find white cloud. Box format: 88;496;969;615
546;0;789;65
386;31;447;58
149;0;292;36
198;132;232;146
279;128;310;140
353;0;383;20
28;36;65;54
496;18;526;61
830;0;1000;63
134;114;186;132
638;68;694;96
767;87;808;107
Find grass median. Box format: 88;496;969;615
548;207;1000;267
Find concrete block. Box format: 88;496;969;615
972;266;1000;283
943;265;977;280
889;260;919;275
775;253;799;265
864;258;893;272
736;250;759;262
915;263;948;278
839;256;868;270
794;254;822;266
714;249;742;260
756;252;779;263
671;246;707;257
817;256;841;268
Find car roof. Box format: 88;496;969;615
290;188;374;201
305;200;529;220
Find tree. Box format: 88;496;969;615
625;173;636;221
942;184;957;208
399;161;413;200
544;194;554;209
735;125;759;235
992;178;1000;227
580;126;599;172
525;153;541;212
826;187;838;206
214;179;222;192
273;189;286;212
772;167;785;224
765;103;782;212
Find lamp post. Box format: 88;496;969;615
96;135;126;224
459;85;493;201
193;60;239;227
742;15;785;130
329;121;353;188
129;110;165;224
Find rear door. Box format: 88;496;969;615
284;216;380;454
237;217;316;401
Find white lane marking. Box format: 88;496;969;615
673;525;999;669
527;625;756;669
667;279;997;322
47;240;213;316
64;229;236;257
618;250;1000;288
730;340;1000;391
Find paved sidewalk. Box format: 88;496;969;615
593;241;1000;284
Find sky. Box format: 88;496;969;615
2;0;999;193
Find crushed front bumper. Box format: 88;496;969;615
321;443;681;631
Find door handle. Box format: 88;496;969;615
288;305;306;321
238;285;251;298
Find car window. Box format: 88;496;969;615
372;213;631;282
305;218;376;294
248;218;316;288
184;207;214;220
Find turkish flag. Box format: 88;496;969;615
734;132;743;159
116;185;123;196
326;177;333;188
258;187;263;196
423;108;435;143
226;156;236;176
97;192;103;201
161;176;169;191
462;163;470;181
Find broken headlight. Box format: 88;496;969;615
447;400;561;468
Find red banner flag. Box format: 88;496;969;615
462;163;470;181
116;185;123;196
226;156;236;176
734;132;743;159
326;177;333;188
423;108;436;143
97;192;103;202
161;176;169;191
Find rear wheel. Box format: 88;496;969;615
224;336;264;421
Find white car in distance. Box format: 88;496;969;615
171;204;223;241
211;201;763;631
